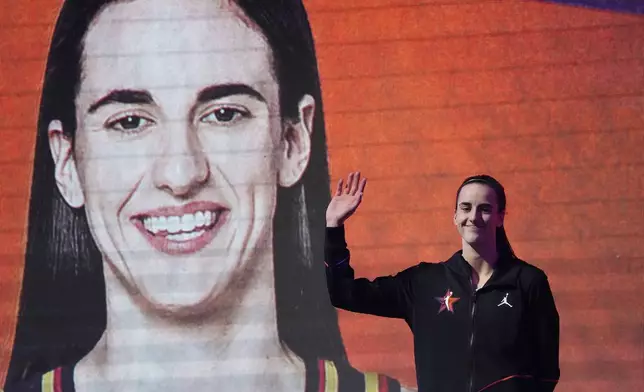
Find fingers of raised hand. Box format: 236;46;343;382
358;177;367;195
335;178;344;196
338;172;366;197
348;172;360;195
347;171;364;196
343;173;354;195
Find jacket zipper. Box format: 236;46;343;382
469;290;478;392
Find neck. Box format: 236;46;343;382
461;240;498;277
78;247;305;392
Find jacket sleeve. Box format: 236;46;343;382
529;272;560;392
325;225;414;319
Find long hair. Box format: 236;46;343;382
455;174;517;259
6;0;346;382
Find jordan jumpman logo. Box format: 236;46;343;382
498;292;512;307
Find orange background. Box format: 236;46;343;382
1;1;643;391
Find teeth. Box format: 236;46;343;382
168;216;180;233
142;211;218;235
167;230;205;242
180;214;195;232
195;211;205;227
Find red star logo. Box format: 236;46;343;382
434;289;460;314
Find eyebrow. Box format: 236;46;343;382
86;84;266;115
459;202;493;208
196;84;266;104
88;90;154;114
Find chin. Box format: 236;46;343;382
127;282;216;316
142;296;221;321
458;231;477;243
461;232;480;243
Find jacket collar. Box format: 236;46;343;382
444;250;520;290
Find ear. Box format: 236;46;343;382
278;94;315;188
48;120;85;208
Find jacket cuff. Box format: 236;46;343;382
325;225;349;266
326;225;347;247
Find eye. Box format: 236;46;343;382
200;106;250;126
106;114;155;133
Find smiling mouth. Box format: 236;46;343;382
132;206;228;255
140;210;221;241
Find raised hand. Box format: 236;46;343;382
326;171;367;227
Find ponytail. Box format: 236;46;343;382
496;226;516;259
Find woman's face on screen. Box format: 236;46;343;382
48;0;314;315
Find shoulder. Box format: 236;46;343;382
389;262;428;279
512;257;549;285
416;261;445;273
396;261;443;282
511;258;556;306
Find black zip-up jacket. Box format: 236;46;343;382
325;226;560;392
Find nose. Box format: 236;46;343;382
152;126;210;197
468;208;484;224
